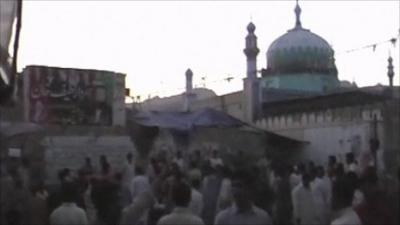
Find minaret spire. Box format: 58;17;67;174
294;0;302;29
184;68;194;112
387;55;394;87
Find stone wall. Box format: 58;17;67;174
255;103;385;166
149;127;267;166
43;135;135;184
0;133;45;184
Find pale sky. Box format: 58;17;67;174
18;0;400;100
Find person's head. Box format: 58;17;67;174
100;155;107;164
274;165;287;178
231;168;255;210
58;168;72;183
308;160;315;172
171;181;192;207
21;158;30;168
263;149;270;158
347;172;359;189
89;177;97;186
135;166;145;175
317;166;325;178
77;169;86;179
114;172;123;183
221;166;232;179
176;151;182;159
346;152;355;164
85;157;91;165
191;179;201;190
329;155;337;166
134;191;156;213
216;164;225;176
204;164;216;177
126;153;133;162
297;162;306;175
291;165;298;174
398;166;400;182
302;173;312;188
172;166;184;181
61;183;78;203
189;160;197;169
287;165;294;174
335;163;345;178
360;166;378;185
369;139;380;152
13;176;23;189
158;158;166;168
31;181;46;195
332;173;358;211
150;157;157;165
309;167;318;181
212;150;218;158
101;162;110;175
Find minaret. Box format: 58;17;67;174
244;22;259;79
387;56;394;87
184;68;193;112
243;22;261;122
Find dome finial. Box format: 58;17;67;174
247;22;256;33
294;0;302;29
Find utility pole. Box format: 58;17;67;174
369;114;380;172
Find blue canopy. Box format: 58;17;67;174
0;121;43;138
128;108;308;147
129;108;246;131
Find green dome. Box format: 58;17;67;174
261;1;340;93
265;27;337;76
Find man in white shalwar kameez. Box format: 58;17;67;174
312;167;332;225
292;173;319;225
122;153;135;187
130;167;151;203
290;166;302;190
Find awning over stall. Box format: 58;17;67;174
0;121;43;138
128;107;307;145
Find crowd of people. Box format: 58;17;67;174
0;149;399;225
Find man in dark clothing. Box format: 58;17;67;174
80;157;95;176
354;166;393;225
48;168;73;213
91;175;121;225
273;166;293;225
